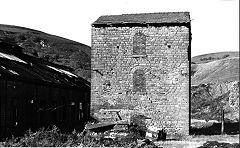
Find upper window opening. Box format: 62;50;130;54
133;32;146;56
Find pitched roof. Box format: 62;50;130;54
0;41;90;89
92;12;190;26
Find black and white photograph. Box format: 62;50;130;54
0;0;239;147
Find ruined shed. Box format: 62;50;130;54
91;12;191;137
0;41;90;139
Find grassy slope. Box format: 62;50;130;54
0;24;91;81
191;57;239;86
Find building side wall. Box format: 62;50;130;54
0;79;89;139
91;26;189;136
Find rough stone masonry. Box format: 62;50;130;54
91;12;191;137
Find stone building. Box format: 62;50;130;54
91;12;191;137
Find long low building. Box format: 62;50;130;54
0;40;90;139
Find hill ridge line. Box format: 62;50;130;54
0;24;89;47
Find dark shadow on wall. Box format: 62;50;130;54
190;122;239;135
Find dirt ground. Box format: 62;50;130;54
155;134;239;148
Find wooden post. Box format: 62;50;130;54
221;108;224;134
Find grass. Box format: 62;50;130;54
0;124;239;147
0;125;156;147
187;134;239;143
154;134;239;148
191;57;239;85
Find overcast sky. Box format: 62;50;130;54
0;0;238;57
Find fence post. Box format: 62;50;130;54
221;108;224;134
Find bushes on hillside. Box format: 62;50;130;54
199;54;230;62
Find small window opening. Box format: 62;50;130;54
133;69;146;92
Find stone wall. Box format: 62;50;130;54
91;25;190;137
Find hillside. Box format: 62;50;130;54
0;24;238;123
0;24;91;81
191;51;239;64
191;57;239;86
191;52;239;122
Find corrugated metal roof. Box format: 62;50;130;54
0;41;90;89
0;52;27;64
92;12;190;26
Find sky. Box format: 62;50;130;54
0;0;238;57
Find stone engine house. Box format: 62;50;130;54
91;12;191;137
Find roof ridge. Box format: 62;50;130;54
93;12;190;26
100;11;190;17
